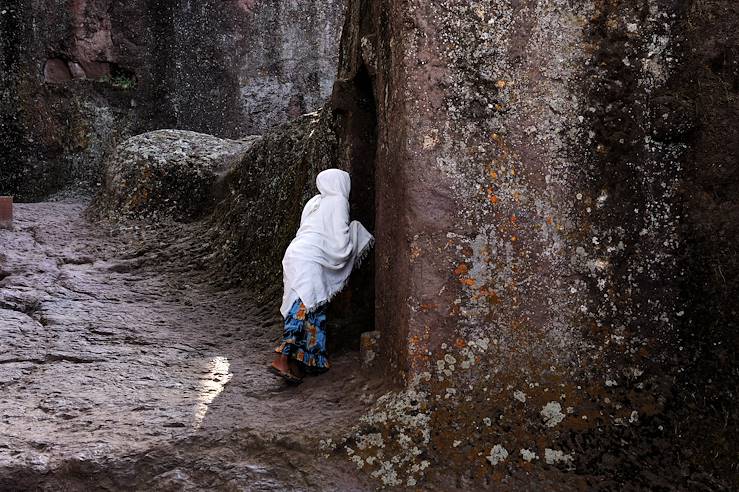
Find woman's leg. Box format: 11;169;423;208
271;300;330;378
271;300;308;380
299;304;330;374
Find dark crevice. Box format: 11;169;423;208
0;354;103;365
0;298;41;318
328;62;378;353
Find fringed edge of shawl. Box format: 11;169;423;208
305;236;375;314
354;236;375;269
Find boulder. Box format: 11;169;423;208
92;129;258;221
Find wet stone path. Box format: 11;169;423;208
0;202;380;490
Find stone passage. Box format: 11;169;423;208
0;202;386;490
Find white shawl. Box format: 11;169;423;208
280;169;374;317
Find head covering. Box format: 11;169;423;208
280;169;374;317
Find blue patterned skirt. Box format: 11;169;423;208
274;298;330;373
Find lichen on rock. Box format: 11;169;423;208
329;0;739;488
91;129;258;222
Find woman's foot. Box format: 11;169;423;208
269;354;304;383
271;354;290;374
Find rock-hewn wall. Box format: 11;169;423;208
326;0;737;488
0;0;346;200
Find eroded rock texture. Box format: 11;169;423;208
0;0;345;200
91;130;259;221
321;0;738;489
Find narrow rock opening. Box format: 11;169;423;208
328;63;378;353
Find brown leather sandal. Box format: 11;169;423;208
267;364;303;385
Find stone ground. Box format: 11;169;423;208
0;202;385;491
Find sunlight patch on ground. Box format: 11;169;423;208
193;356;233;430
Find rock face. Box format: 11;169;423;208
0;0;346;200
87;2;737;485
322;0;738;489
91;130;258;221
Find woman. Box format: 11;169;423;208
269;168;373;384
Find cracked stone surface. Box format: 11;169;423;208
0;202;383;490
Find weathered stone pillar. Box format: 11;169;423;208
334;0;737;487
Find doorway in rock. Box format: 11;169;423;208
327;63;378;354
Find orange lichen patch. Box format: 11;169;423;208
420;303;438;311
485;185;499;204
454;338;466;349
510;319;525;331
546;215;554;225
410;244;422;261
480;244;493;262
489;132;510;156
495;79;507;89
453;263;469;276
408;328;432;373
511;235;517;242
479;288;500;304
511;214;517;224
461;277;476;286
